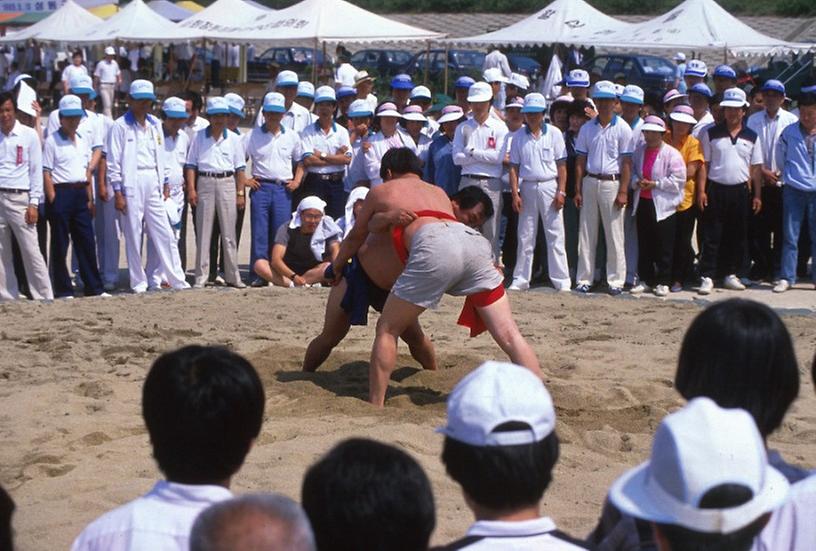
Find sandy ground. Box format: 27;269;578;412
2;201;816;549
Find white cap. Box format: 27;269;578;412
437;361;555;447
129;79;155;100
685;59;708;78
620;85;644;105
162;96;188;119
347;99;373;118
58;94;84;117
613;83;625;97
69;74;95;96
297;81;315;98
410;85;432;101
720;87;749;108
314;85;336;104
566;69;590;88
663;88;687;104
508;72;530;91
483;67;508;84
669;104;698;125
376;102;401;118
401;104;427;122
289;196;326;228
275;70;299;88
354;70;374;85
520;92;547;113
640;115;667;133
224;92;245;116
206;96;230;115
104;46;116;56
591;80;617;100
609;397;789;534
674;52;686;62
262;92;286;113
437;105;465;124
467;81;493;103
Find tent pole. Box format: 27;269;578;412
322;40;327;85
424;40;430;85
723;45;727;64
443;42;449;97
312;37;318;83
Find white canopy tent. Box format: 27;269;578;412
444;0;634;47
71;0;200;44
175;0;274;37
591;0;814;57
0;0;103;43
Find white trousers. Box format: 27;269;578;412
0;191;53;300
512;180;571;290
95;180;120;287
459;175;503;261
194;175;240;286
577;176;626;288
120;169;188;292
99;83;116;119
624;203;639;285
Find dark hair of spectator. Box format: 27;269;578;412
799;93;816;107
675;299;799;438
442;424;560;513
0;484;13;551
567;99;593;119
451;185;494;221
142;345;265;484
301;438;435;551
181;90;204;112
549;97;572;119
0;91;16;112
379;147;423;180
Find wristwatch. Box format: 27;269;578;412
236;191;245;197
557;190;567;197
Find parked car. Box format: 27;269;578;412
581;54;675;93
350;49;413;77
508;54;542;81
403;49;485;78
248;47;326;82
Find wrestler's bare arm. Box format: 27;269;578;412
368;209;418;234
331;189;384;277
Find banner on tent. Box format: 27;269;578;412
1;0;113;13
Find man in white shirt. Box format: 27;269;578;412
71;345;266;551
299;86;352;220
334;53;357;88
246;92;303;286
258;70;311;133
43;95;105;298
93;46;121;118
61;50;88;95
354;71;378;113
108;80;190;294
364;102;417;188
185;96;247;289
437;361;589;550
483;48;512;80
746;79;799;283
453;81;509;260
0;91;53;301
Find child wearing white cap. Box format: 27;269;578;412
93;46;121;118
364;102;417;188
437;361;588;550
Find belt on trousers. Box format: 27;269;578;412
0;187;27;194
55;181;88;189
307;172;343;181
463;174;493;180
256;178;286;185
708;179;747;187
587;173;620;181
198;171;234;178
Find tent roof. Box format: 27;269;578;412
445;0;633;47
176;0;272;37
147;0;192;21
184;0;444;43
72;0;199;43
592;0;814;56
174;0;204;13
0;0;103;42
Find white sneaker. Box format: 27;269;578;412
630;283;649;294
698;277;714;295
508;280;529;291
654;285;669;297
98;292;112;298
773;279;791;293
724;274;746;291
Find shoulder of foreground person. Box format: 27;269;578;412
431;521;595;550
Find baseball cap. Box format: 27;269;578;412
613;83;625;98
520;92;546;113
620;85;644;105
336;86;356;100
761;79;785;95
58;94;84;117
347;99;373;118
162;96;188;119
104;46;116;56
591;80;617;100
714;64;737;80
505;96;524;110
262;92;286;113
390;73;413;90
410;85;432;101
669;104;698;125
663;88;687;104
689;82;713;98
297;81;315;99
354;70;374;85
275;70;299;88
566;69;590;88
508;73;530;91
401;104;427;122
129;79;155;101
684;59;708;78
314;86;336;104
454;75;476;89
224;92;245;116
609;397;789;534
674;52;686;62
206;96;230;115
720;87;749;108
437;361;556;447
467;82;493;103
640;115;666;133
437;104;465;124
70;74;95;97
376;102;401;118
483;67;508;84
802;84;816;94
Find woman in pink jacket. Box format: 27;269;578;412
630;115;687;296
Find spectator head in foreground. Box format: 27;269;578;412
609;397;789;551
143;345;266;485
301;438;435;551
190;493;315;551
0;484;13;551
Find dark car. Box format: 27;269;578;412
582;54;675;93
508;54;542;81
350;49;413;77
248;47;326;82
403;49;486;78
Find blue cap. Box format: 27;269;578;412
314;85;337;104
162;96;188;119
129;79;156;101
714;64;737;80
591;80;617;100
761;79;785;95
206;96;230;116
689;83;713;98
802;84;816;94
455;76;476;89
336;86;356;100
58;94;84;117
262;92;286;113
69;75;95;99
390;73;413;90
